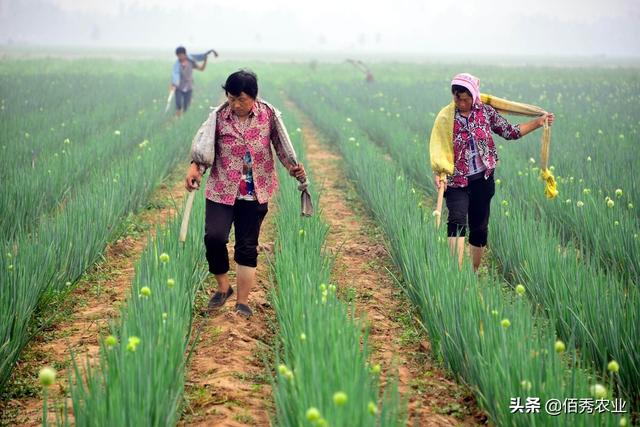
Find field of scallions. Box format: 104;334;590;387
1;58;637;427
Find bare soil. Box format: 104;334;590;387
285;99;487;426
178;212;276;427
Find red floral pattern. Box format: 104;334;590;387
204;101;289;205
449;104;521;188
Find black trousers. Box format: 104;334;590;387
444;172;495;247
204;199;269;274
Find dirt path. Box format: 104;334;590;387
285;99;485;426
0;167;189;427
178;211;275;426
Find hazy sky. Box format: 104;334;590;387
1;0;639;57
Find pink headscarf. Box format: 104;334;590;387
451;73;481;105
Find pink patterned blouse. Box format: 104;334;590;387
204;100;290;205
448;103;521;188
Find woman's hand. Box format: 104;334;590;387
185;163;203;192
289;163;306;181
520;113;556;137
538;112;555;127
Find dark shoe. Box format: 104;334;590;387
207;287;233;310
234;303;253;318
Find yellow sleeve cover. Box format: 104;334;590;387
429;102;455;177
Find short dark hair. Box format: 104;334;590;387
222;70;258;99
451;84;472;98
175;46;186;55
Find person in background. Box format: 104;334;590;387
170;46;215;116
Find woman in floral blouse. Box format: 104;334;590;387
433;73;554;272
185;70;305;318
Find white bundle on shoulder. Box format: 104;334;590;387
190;103;227;168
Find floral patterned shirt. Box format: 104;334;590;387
204;100;290;205
449;103;521;188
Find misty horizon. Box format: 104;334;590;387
1;0;639;59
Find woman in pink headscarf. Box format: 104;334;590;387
434;73;554;272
